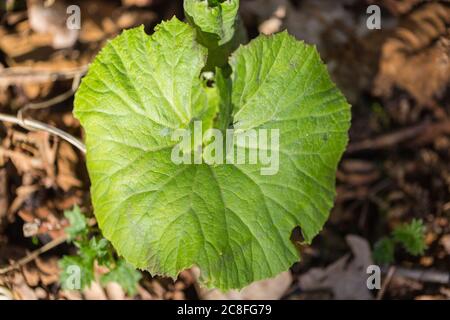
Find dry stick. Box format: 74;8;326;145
0;69;87;274
0;218;96;274
377;265;396;300
0;65;88;87
385;266;450;285
0;236;67;275
375;265;450;299
18;72;82;114
0;114;85;271
347;121;450;154
0;113;86;153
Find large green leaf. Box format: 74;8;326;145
74;18;351;290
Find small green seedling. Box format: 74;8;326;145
373;219;427;264
59;206;141;295
73;0;351;290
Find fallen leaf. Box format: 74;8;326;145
56;141;82;191
83;281;107;300
105;282;125;300
22;264;40;287
27;0;79;49
59;289;82;300
35;257;59;285
202;271;292;300
0;286;14;300
440;235;450;255
373;3;450;105
12;273;38;300
298;235;374;300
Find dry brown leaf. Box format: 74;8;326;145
8;185;39;216
298;235;374;300
116;10;158;30
415;294;446;300
12;273;38;300
59;289;82;300
121;0;160;7
27;0;79;49
202;271;292;300
0;25;53;58
22;264;40;287
137;285;153;300
56;141;81;191
29;131;58;188
35;256;59;275
371;0;425;15
150;280;165;300
1;148;41;174
35;256;59;285
0;286;14;300
34;287;47;299
440;234;450;255
83;281;107;300
0;166;8;230
374;2;450;105
105;282;126;300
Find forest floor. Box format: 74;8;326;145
0;0;449;300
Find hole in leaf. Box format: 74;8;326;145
290;226;306;244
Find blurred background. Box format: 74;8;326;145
0;0;449;300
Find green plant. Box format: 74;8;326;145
59;206;142;295
73;0;351;290
373;219;427;264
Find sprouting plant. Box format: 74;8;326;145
373;219;427;264
73;0;351;290
59;206;142;295
392;219;428;256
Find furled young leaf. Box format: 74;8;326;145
64;205;88;240
184;0;247;70
184;0;240;46
74;18;350;290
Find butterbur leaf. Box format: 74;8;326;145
228;31;350;244
64;206;88;240
74;18;350;289
101;260;142;296
393;219;427;256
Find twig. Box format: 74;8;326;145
377;265;396;300
0;113;86;154
383;266;450;285
347;121;450;154
0;218;96;274
0;235;67;275
19;71;82;113
0;65;88;87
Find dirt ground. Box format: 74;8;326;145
0;0;449;300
